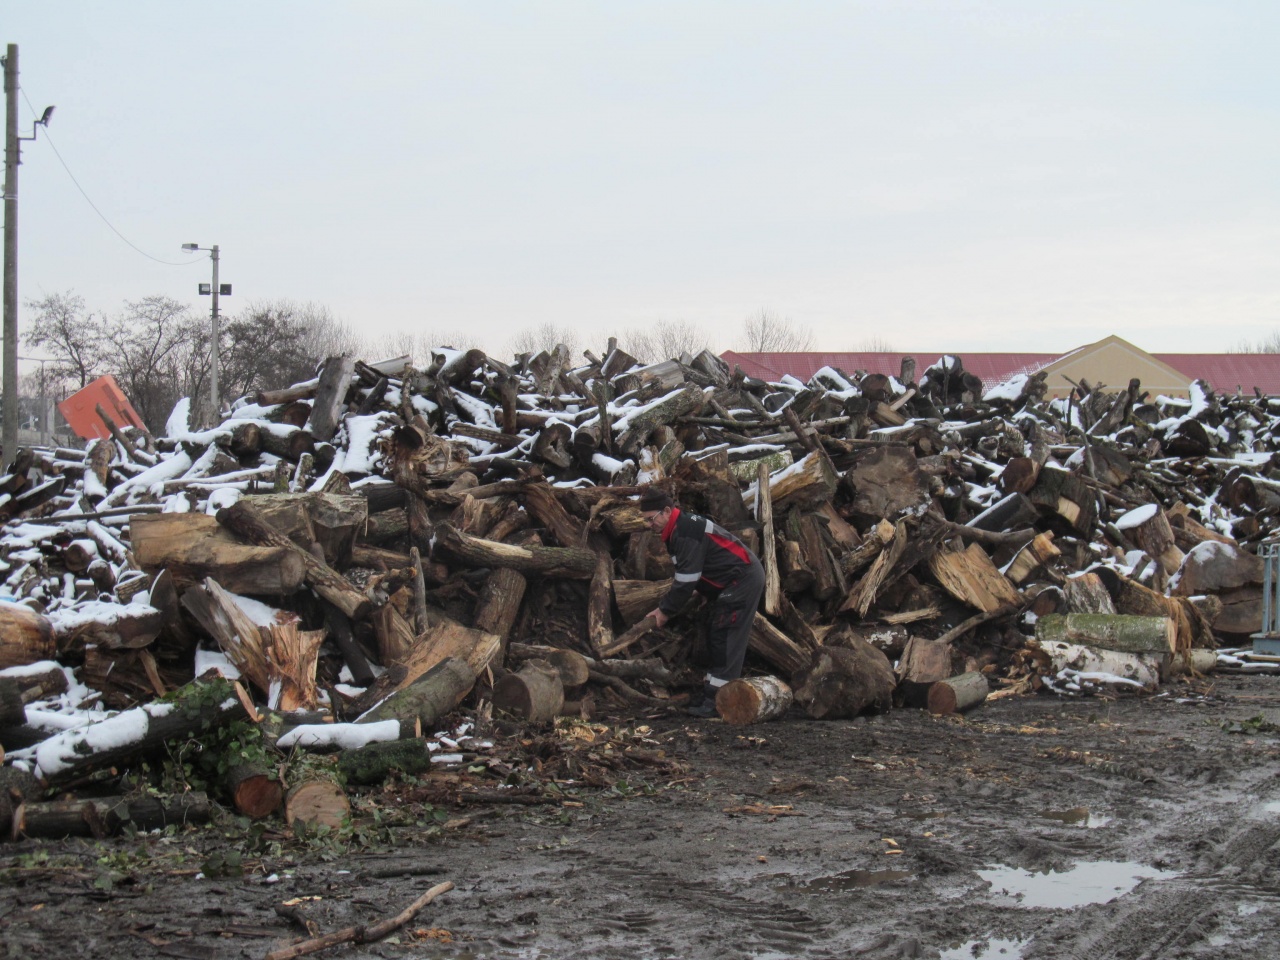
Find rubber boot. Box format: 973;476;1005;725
686;683;719;718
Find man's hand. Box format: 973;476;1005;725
645;608;669;628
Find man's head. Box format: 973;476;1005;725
639;489;675;533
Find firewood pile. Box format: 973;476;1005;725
1;343;1278;833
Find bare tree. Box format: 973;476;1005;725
24;291;107;388
622;320;711;363
221;300;339;401
508;322;580;359
364;328;485;366
740;309;813;352
851;336;897;352
1233;330;1280;353
104;296;203;431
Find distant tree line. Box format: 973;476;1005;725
24;291;851;434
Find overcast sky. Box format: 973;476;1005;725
5;1;1279;364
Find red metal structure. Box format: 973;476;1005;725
57;375;146;441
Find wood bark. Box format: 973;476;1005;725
356;657;477;728
715;675;793;725
434;522;596;578
1035;613;1176;655
793;642;896;720
306;356;357;441
748;615;813;677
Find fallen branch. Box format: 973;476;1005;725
264;880;454;960
932;603;1021;647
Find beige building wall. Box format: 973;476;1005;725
1036;336;1193;399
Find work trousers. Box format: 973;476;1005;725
704;558;766;688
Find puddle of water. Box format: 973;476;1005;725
901;810;948;820
939;937;1030;959
1038;806;1111;828
804;868;913;891
978;860;1177;909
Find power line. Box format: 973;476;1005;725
20;87;202;267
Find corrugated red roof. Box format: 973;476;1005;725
1153;355;1280;397
721;350;1280;396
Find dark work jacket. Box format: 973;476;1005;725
658;507;758;616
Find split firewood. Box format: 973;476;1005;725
928;541;1021;613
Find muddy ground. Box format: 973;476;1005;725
5;672;1280;960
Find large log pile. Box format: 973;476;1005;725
1;342;1279;828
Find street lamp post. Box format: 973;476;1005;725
181;243;230;424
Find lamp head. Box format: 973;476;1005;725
38;105;54;126
181;243;200;251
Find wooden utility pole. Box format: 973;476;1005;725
3;44;18;465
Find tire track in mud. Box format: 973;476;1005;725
1015;736;1280;960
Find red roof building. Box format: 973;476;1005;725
722;340;1280;398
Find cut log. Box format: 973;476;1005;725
1028;466;1096;533
434;522;596;578
587;536;615;656
472;567;528;657
10;792;212;840
616;384;707;455
793;642;896;720
217;499;373;619
839;519;895;579
507;643;592;688
51;601;163;656
245;492;368;567
1117;504;1185;577
0;604;56;669
926;672;989;716
715;675;793;725
744;451;840;512
336;739;436;786
1039;641;1162;690
492;661;565;722
306;355;357;441
614;578;672;625
1035;613;1176;655
285;779;350;832
357;656;477;728
845;446;932;524
757;461;782;617
224;764;284;819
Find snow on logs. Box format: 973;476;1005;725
5;343;1280;811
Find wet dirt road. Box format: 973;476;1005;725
5;673;1280;959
